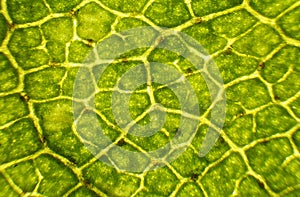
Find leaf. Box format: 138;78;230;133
0;0;299;196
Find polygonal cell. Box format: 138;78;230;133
8;27;49;70
83;160;140;196
171;147;207;177
233;24;282;57
0;118;42;164
250;0;299;18
192;0;243;17
69;187;98;197
202;153;247;196
77;2;116;41
7;0;49;24
0;94;28;126
246;138;299;192
34;154;78;196
210;10;258;38
225;114;254;146
256;105;297;138
115;18;148;32
68;41;92;63
272;47;300;101
34;100;93;166
62;67;79;97
278;6;300;40
192;125;230;163
0;53;18;92
145;0;191;27
177;183;204;197
6;161;38;193
0;174;18;196
261;46;299;84
46;0;82;13
42;17;73;43
144;167;179;196
214;52;259;84
226;79;271;109
46;40;66;62
101;0;148;13
0;13;8;45
24;67;66;100
183;22;227;54
238;176;269;196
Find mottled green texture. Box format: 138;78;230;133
0;0;300;196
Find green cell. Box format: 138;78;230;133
24;67;66;100
145;0;191;27
69;187;98;197
0;119;42;164
34;154;78;196
68;41;92;63
192;0;243;17
42;17;73;43
261;46;300;83
6;161;38;193
0;13;8;45
226;79;271;109
171;147;207;177
247;138;299;192
255;105;297;138
101;0;148;13
225;114;254;146
8;27;49;70
278;6;300;40
115;18;148;32
183;22;227;54
7;0;49;24
46;40;66;63
210;10;258;38
250;0;299;18
192;125;230;163
0;94;28;126
0;174;18;197
0;53;18;92
129;92;151;120
177;183;204;197
47;0;82;13
202;153;247;196
83;160;140;197
233;24;282;57
238;176;269;196
214;52;259;84
62;67;79;97
35;100;93;166
77;2;116;41
144;167;179;196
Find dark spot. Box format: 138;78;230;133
121;57;128;63
191;173;199;181
225;46;233;55
257;62;265;71
256;179;265;189
49;62;60;67
117;138;126;146
185;68;193;74
274;95;280;100
194;17;202;24
9;23;16;30
157;36;164;44
69;157;77;165
69;9;78;17
13;164;18;168
20;92;30;102
86;39;94;47
82;178;91;187
39;136;46;144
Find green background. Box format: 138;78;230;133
0;0;299;196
